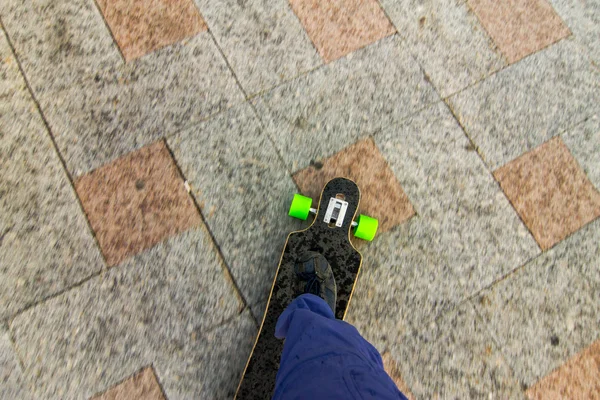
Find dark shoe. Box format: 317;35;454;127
294;251;337;313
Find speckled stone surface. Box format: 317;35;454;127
474;218;600;387
0;0;122;94
549;0;600;63
10;228;245;399
289;0;395;63
381;352;415;400
42;33;243;176
447;38;600;170
167;102;298;321
74;141;202;267
525;339;600;400
293;137;415;234
97;0;206;61
91;367;164;400
468;0;571;63
0;30;103;321
255;35;439;172
380;0;506;97
387;303;523;399
562;115;600;189
375;102;538;295
0;326;32;399
194;0;321;95
494;136;600;250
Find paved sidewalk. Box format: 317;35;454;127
1;0;599;398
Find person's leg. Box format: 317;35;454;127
273;253;407;400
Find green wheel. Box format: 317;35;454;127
288;194;313;220
353;214;378;241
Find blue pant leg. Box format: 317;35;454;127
273;294;408;400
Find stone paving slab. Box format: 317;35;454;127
375;102;539;294
9;228;244;399
562;115;600;189
194;0;322;96
167;102;299;321
549;0;600;63
447;38;600;170
91;366;165;400
400;302;524;399
473;218;600;387
0;326;32;399
254;34;439;172
0;30;104;321
380;0;506;97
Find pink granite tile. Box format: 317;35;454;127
289;0;396;62
91;367;165;400
75;141;201;266
382;352;416;400
526;340;600;400
494;136;600;250
96;0;207;61
468;0;570;63
293;137;415;233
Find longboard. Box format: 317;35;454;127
235;177;378;399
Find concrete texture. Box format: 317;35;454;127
448;38;600;170
468;0;571;63
293;137;415;234
474;218;600;387
388;302;523;399
256;35;439;172
0;327;31;399
0;30;104;321
549;0;600;63
525;339;600;400
91;367;165;400
96;0;207;61
167;102;298;321
194;0;321;95
380;0;506;97
10;228;245;399
494;136;600;250
289;0;395;62
75;141;201;267
562;115;600;189
375;102;539;294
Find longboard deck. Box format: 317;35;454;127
235;178;363;399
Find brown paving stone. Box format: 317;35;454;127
494;136;600;251
91;367;165;400
75;140;201;266
293;137;415;234
525;339;600;400
468;0;570;63
96;0;207;61
382;352;415;400
288;0;396;62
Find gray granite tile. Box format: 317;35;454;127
10;228;243;399
562;115;600;189
345;217;465;345
386;302;524;399
254;35;439;172
43;33;243;176
375;102;539;295
447;38;600;170
549;0;600;63
155;310;257;399
194;0;322;95
473;218;600;387
0;31;104;321
380;0;506;97
1;326;32;399
0;0;122;94
167;102;300;322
